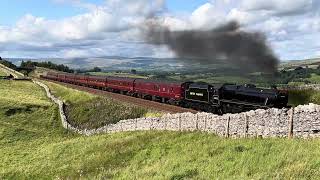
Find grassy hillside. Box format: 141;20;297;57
41;81;160;129
2;80;320;179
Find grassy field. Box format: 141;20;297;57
2;80;320;179
41;81;157;129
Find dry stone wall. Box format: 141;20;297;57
33;80;320;138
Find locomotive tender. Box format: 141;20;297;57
42;72;289;114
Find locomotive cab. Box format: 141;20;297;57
185;83;219;104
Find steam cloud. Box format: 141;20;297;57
146;21;279;74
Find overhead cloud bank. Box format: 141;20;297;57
0;0;319;60
147;21;279;73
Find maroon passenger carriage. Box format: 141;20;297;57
106;77;135;94
65;74;75;83
87;75;107;89
74;74;87;86
41;72;185;105
45;72;58;81
134;79;184;104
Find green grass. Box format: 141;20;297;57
289;89;320;106
42;81;151;129
0;67;9;76
2;80;320;179
306;73;320;84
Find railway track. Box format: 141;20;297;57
42;79;198;114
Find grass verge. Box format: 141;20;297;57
0;68;8;76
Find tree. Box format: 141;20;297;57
92;67;101;72
0;59;17;70
0;56;2;61
131;69;137;74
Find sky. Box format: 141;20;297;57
0;0;319;61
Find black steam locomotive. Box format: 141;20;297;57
182;82;288;114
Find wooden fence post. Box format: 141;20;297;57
226;116;230;138
196;114;199;130
245;114;249;138
135;119;138;130
288;108;294;139
164;117;167;130
204;115;208;131
178;115;181;131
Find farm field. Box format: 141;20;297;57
1;80;320;179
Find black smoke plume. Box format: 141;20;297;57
146;21;279;74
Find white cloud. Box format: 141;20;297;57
241;0;314;16
190;3;225;29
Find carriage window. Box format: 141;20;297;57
170;88;174;92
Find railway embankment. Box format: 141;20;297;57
34;80;320;138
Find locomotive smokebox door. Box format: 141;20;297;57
185;83;211;103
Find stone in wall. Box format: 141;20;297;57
165;113;180;131
294;104;320;138
136;118;157;131
227;113;246;138
247;109;266;137
151;115;175;130
120;119;138;132
195;112;211;131
180;113;198;131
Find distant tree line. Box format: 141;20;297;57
76;66;102;74
0;57;18;70
20;60;74;73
